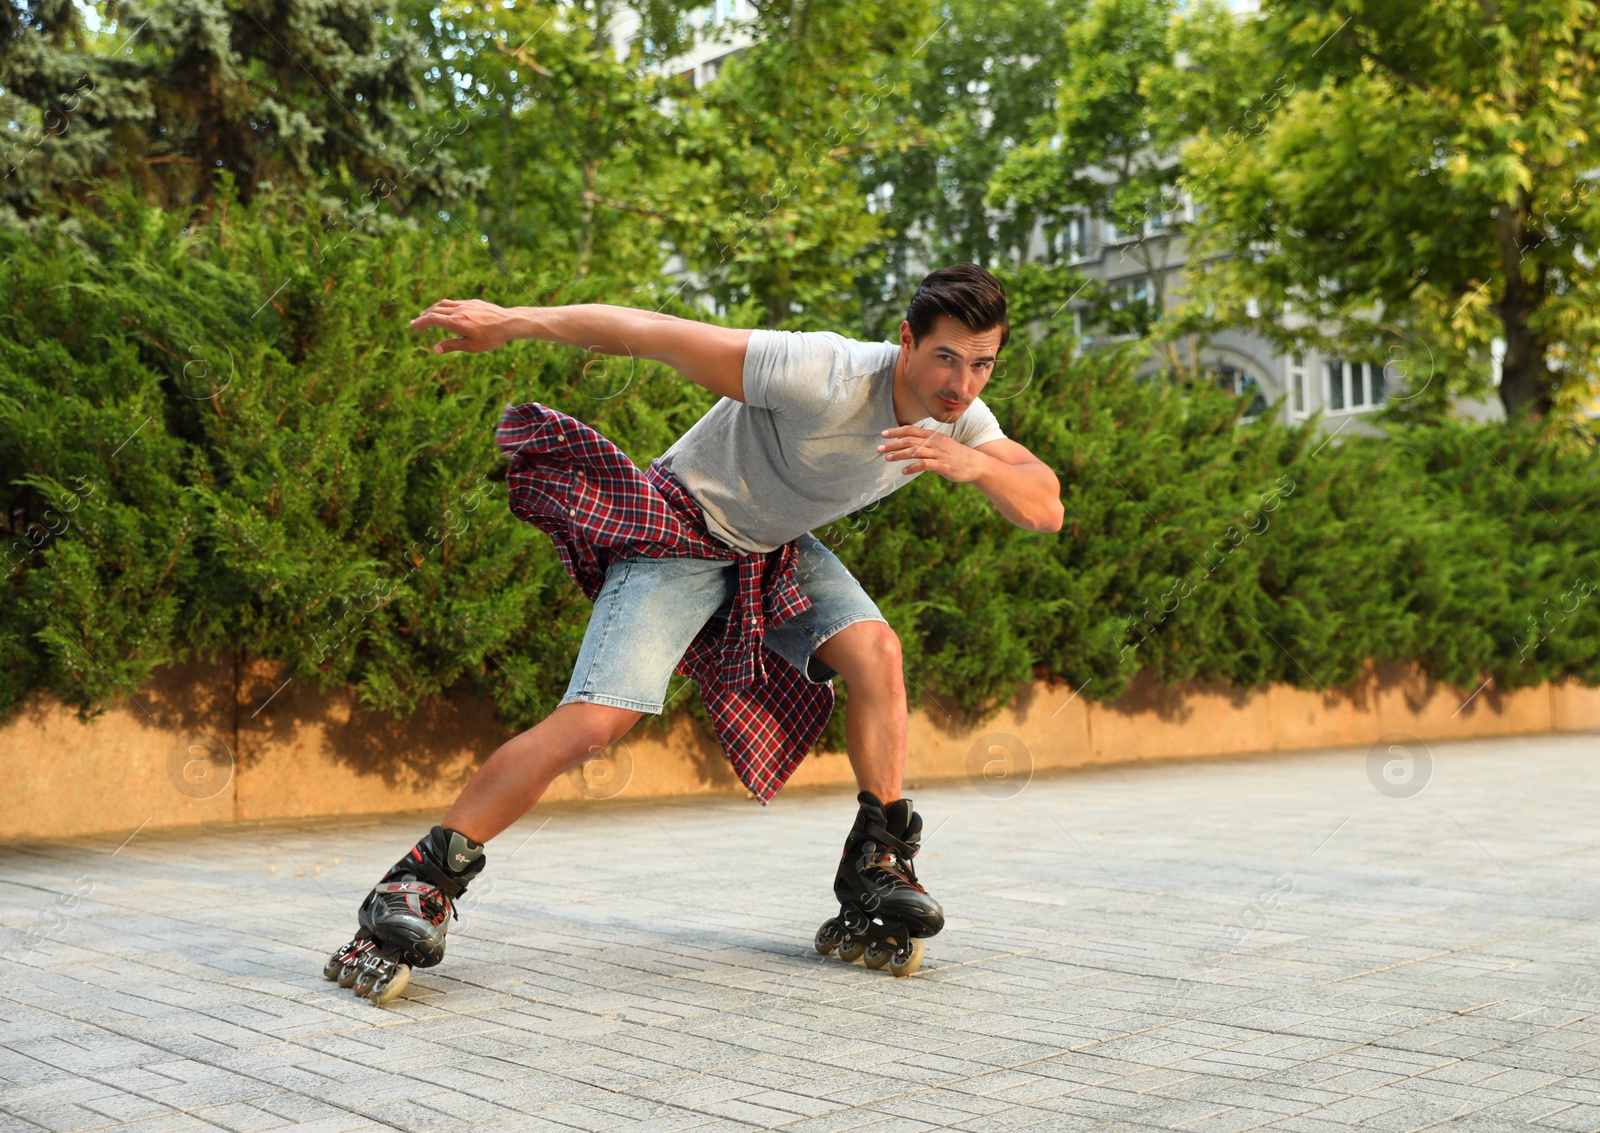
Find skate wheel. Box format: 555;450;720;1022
328;936;371;981
814;918;843;956
838;937;867;963
862;941;891;970
370;963;411;1007
888;938;925;978
352;963;379;998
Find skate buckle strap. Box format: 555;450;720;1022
402;852;472;908
862;822;917;861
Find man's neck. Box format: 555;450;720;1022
890;350;923;427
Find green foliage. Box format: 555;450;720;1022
654;0;939;330
830;343;1600;726
0;188;715;727
0;0;475;216
1179;0;1600;425
393;0;943;330
9;194;1595;757
984;0;1233;368
862;0;1076;334
407;0;684;280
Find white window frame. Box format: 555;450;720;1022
1064;213;1091;262
1324;359;1387;414
1287;353;1308;420
1102;215;1137;246
1107;275;1151;311
1044;213;1092;263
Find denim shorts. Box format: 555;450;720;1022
559;532;885;714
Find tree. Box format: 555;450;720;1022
860;0;1075;336
985;0;1232;374
655;0;940;330
0;0;476;217
1181;0;1600;426
407;0;692;283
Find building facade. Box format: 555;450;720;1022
1027;203;1497;433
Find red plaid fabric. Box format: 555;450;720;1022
495;402;835;801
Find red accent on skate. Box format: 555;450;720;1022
410;847;423;862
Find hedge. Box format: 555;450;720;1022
3;194;1597;760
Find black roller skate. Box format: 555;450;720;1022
815;791;943;977
323;825;485;1006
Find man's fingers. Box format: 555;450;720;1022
882;439;940;460
410;311;463;331
433;337;470;355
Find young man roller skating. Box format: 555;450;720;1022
324;264;1064;1003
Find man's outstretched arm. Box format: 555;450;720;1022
879;427;1064;533
409;299;753;402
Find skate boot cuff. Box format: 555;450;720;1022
389;826;486;902
441;827;485;874
855;819;918;863
851;795;919;863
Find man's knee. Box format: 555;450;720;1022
825;619;904;687
554;702;639;753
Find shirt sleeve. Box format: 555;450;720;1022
741;329;843;414
954;396;1007;448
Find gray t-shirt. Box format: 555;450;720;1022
657;329;1007;554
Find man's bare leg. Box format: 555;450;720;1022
812;620;909;802
810;619;942;973
325;701;641;997
442;702;642;844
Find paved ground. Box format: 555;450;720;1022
3;734;1600;1132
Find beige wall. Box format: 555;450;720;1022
3;660;1596;841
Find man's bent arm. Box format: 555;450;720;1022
971;438;1064;533
411;300;752;402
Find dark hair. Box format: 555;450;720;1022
906;262;1010;350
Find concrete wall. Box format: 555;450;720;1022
3;660;1596;841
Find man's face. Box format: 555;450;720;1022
899;315;1005;424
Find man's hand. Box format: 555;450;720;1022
881;427;1065;532
877;426;984;481
410;299;519;355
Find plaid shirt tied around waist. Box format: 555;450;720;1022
495;402;835;802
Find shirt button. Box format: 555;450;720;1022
568;508;576;517
557;432;566;442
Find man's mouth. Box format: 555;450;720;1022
939;397;963;413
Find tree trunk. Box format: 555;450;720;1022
576;155;598;278
1494;188;1550;420
787;0;812;40
575;2;609;279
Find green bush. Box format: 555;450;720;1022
3;193;1597;760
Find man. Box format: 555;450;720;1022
323;263;1063;1003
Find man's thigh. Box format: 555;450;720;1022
560;555;736;714
765;532;887;683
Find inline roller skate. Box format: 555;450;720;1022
814;791;943;977
323;825;485;1006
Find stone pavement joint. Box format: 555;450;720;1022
1;734;1599;1131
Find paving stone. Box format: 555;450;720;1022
2;736;1598;1131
